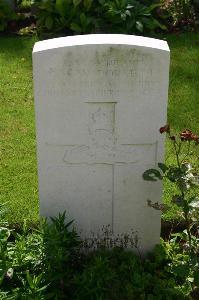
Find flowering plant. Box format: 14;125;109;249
143;125;199;252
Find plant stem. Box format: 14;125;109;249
182;193;192;252
181;141;191;163
184;209;192;252
170;133;192;251
173;140;181;168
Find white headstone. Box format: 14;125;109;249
33;34;170;253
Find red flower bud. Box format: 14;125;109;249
180;129;199;142
159;124;170;134
180;129;193;141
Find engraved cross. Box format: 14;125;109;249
63;102;156;165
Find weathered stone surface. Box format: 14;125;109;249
33;34;170;253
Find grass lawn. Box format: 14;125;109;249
0;33;198;225
163;33;199;220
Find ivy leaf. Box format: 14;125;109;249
158;163;168;174
167;166;182;182
143;169;163;181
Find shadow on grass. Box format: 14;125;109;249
0;34;38;65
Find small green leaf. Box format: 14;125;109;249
26;271;33;288
127;5;134;10
167;167;182;182
56;0;67;16
65;220;74;228
0;227;10;241
147;3;161;13
73;0;82;7
83;0;92;10
121;13;126;21
37;284;49;292
158;163;168;173
143;169;163;181
6;268;13;280
70;22;82;32
45;16;53;30
125;10;131;17
153;19;167;30
80;13;87;26
181;163;192;173
136;21;143;32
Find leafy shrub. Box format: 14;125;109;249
73;242;199;299
143;125;199;254
17;0;32;10
41;212;81;299
143;125;199;299
0;212;80;299
0;0;17;32
32;0;166;37
0;208;198;299
101;0;166;34
161;0;197;30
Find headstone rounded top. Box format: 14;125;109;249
33;34;169;53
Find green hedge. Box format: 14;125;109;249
1;0;198;35
33;0;166;36
0;0;17;32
